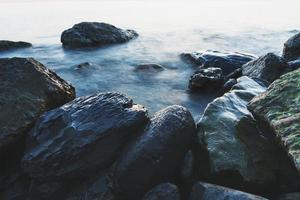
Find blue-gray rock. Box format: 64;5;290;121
112;105;196;200
181;50;256;75
283;32;300;61
61;22;138;48
142;183;180;200
189;182;267;200
21;92;149;199
288;59;300;71
242;53;288;83
134;63;165;73
0;40;32;52
196;76;299;191
189;67;224;92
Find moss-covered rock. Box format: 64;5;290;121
248;68;300;173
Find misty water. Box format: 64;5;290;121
0;0;299;120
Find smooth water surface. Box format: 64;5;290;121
0;0;299;120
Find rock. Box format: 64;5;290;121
181;50;255;75
111;105;196;200
283;32;300;61
189;67;224;92
74;62;101;70
248;68;300;173
142;183;180;200
65;172;115;200
288;59;300;71
219;78;237;94
242;53;288;83
275;192;300;200
134;63;165;73
0;57;75;161
189;182;267;200
197;76;299;191
0;40;32;52
181;150;194;181
22;92;149;199
61;22;138;48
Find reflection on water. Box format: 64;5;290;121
0;0;299;120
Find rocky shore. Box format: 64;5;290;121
0;22;300;200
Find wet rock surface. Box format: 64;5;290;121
188;67;224;92
61;22;138;48
0;57;75;160
111;105;196;200
288;59;300;71
283;32;300;61
248;68;300;173
242;53;288;83
189;182;267;200
0;40;32;52
181;50;255;75
142;183;180;200
196;76;299;192
22;92;149;199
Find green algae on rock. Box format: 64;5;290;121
248;68;300;173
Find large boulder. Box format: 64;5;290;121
288;59;300;71
111;105;196;200
0;57;75;159
142;183;180;200
189;182;267;200
248;68;300;173
0;40;32;52
21;92;149;199
242;53;288;83
283;32;300;61
188;67;224;92
61;22;138;48
181;50;255;75
197;76;299;191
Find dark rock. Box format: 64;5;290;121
197;76;299;192
65;172;115;200
61;22;138;48
134;63;165;73
181;150;194;181
242;53;288;83
0;40;32;52
282;32;300;61
275;192;300;200
0;57;75;161
142;183;180;200
111;105;196;200
21;92;149;199
248;68;300;173
181;50;255;75
189;67;224;92
219;78;237;94
74;62;101;70
189;182;267;200
288;59;300;71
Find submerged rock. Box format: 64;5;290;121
189;67;224;92
112;105;196;200
197;76;299;191
0;57;75;160
283;32;300;61
134;63;165;73
189;182;267;200
61;22;138;48
22;92;149;199
242;53;288;83
142;183;180;200
74;62;101;70
248;68;300;173
181;50;255;75
0;40;32;52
